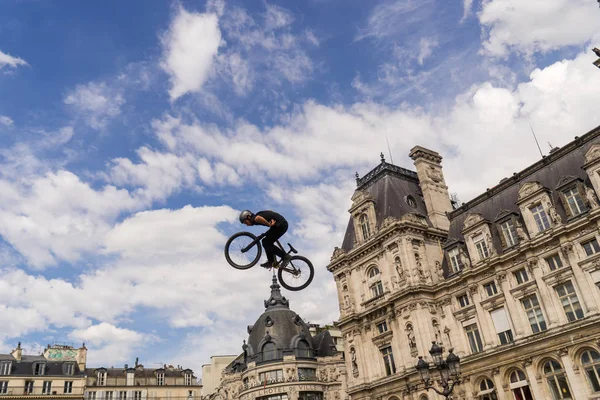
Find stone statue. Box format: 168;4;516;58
459;248;471;269
485;232;497;256
395;257;404;279
414;253;426;281
435;261;444;279
350;348;359;377
586;186;600;209
546;200;562;224
391;276;398;289
406;324;417;351
516;220;529;241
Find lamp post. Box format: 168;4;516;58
415;342;461;399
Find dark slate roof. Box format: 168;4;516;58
0;355;83;376
442;126;600;276
342;161;428;251
311;330;337;357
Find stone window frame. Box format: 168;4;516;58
444;241;466;275
0;361;11;376
540;358;573;400
552;279;586;323
461;213;496;265
475;376;496;399
577;347;600;394
520;293;548;334
349;190;377;244
482;280;499;298
517;182;556;237
555;176;589;221
366;264;384;299
494;210;525;250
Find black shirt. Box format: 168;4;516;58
253;210;287;227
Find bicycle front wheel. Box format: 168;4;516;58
278;255;314;291
224;232;262;270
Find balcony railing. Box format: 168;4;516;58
0;386;84;396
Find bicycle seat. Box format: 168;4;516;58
287;243;298;254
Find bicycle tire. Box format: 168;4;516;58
278;255;314;291
224;232;262;270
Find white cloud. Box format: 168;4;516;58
0;49;28;71
461;0;474;23
355;0;435;41
69;323;152;366
64;82;125;129
417;37;439;65
0;116;13;126
479;0;600;57
160;6;222;100
0;170;139;268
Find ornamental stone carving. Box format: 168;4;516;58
546;199;562;225
518;181;543;200
586;186;600;209
463;213;484;229
584;144;600;165
350;347;359;377
406;324;418;356
331;247;346;261
459;248;471;269
516;220;529;241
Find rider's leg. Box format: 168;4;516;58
262;223;290;266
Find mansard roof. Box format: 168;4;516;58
0;355;83;376
341;158;429;251
441;124;600;276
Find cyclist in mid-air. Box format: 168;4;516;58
239;209;292;269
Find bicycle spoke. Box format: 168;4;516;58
229;235;259;267
283;259;310;286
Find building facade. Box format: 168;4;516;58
307;325;343;354
84;362;200;400
206;275;346;400
327;126;600;399
0;343;87;399
202;356;237;398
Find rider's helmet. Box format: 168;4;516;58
239;210;253;224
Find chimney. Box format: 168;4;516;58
77;343;87;371
409;146;452;231
11;342;22;361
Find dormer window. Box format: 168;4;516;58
472;234;489;260
296;340;312;358
500;220;518;247
447;248;462;272
126;371;134;386
359;214;371;240
157;372;164;386
563;187;586;216
97;371;107;386
64;363;75;376
34;362;46;376
0;361;11;375
262;342;277;361
184;372;193;386
530;203;551;232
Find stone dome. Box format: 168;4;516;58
244;275;316;364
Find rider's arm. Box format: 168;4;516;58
254;215;275;227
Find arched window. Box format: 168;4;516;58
509;369;533;400
477;378;495;400
368;267;380;278
262;342;277;361
296;340;312;358
543;360;572;399
360;214;370;239
418;395;428;400
582;349;600;392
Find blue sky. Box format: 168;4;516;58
1;0;600;374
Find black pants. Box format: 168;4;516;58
262;221;288;262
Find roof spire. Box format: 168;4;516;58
264;273;290;310
380;152;385;163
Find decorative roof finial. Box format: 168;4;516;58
380;152;385;163
355;172;360;185
264;273;289;310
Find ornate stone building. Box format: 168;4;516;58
327;126;600;399
84;361;200;400
0;343;87;399
206;275;346;400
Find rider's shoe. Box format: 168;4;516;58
260;261;273;269
279;254;292;268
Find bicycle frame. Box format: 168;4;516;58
240;232;299;274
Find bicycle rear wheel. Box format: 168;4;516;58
224;232;262;270
277;255;314;291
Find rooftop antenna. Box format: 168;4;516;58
529;124;544;158
384;131;394;164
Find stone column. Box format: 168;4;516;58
530;263;562;328
469;286;495;349
524;363;545;400
496;272;527;338
562;244;599;316
558;349;587;400
491;370;508;400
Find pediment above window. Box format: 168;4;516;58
462;213;488;233
349;190;375;212
555;175;582;191
517;181;548;202
584;144;600;165
494;209;518;222
443;237;463;250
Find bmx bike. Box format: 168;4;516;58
224;231;315;291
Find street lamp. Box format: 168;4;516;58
415;342;461;399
